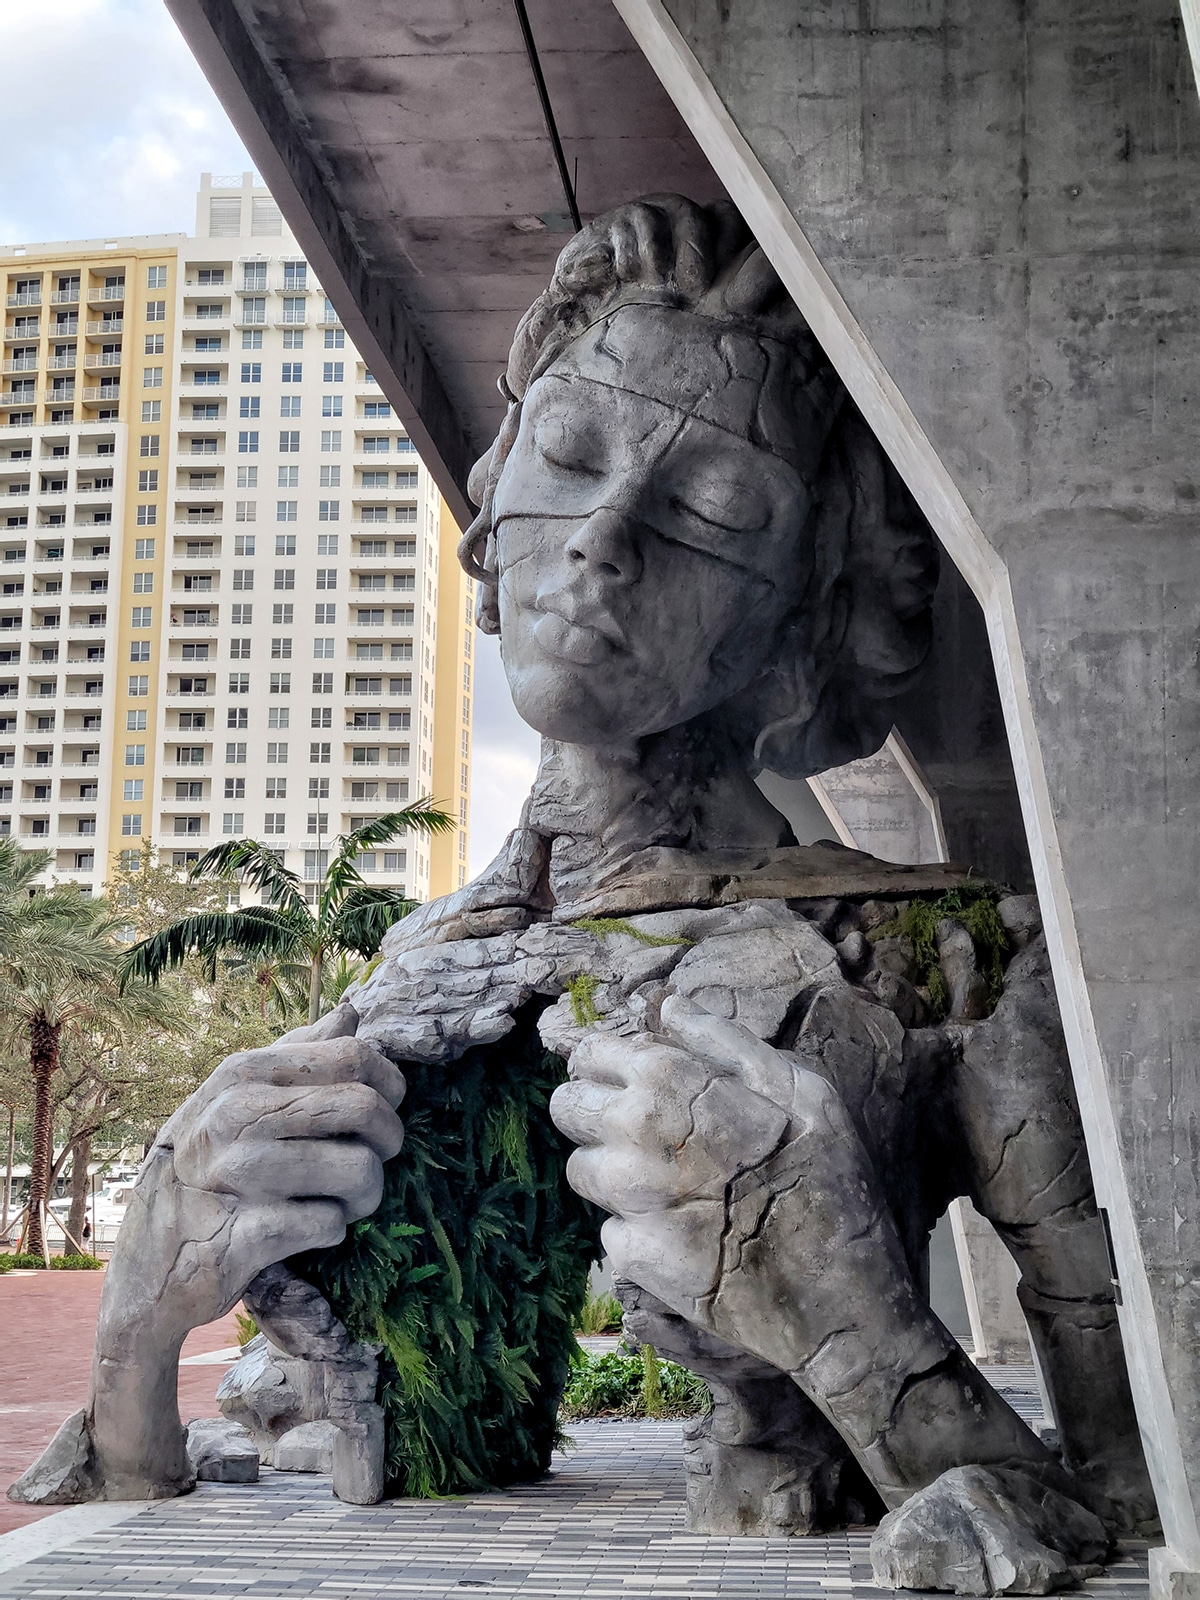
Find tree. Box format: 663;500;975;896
122;805;454;1025
0;887;178;1259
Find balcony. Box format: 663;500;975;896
83;354;121;371
45;386;76;404
3;359;38;375
50;289;80;306
317;314;342;327
84;320;122;337
0;392;38;408
80;388;119;405
174;517;223;529
6;293;41;309
47;355;76;371
87;285;125;305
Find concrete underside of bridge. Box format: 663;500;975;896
165;2;1200;1592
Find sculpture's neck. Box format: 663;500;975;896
521;721;794;906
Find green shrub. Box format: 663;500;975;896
235;1309;259;1346
872;883;1011;1019
560;1348;710;1421
293;1001;602;1499
0;1251;102;1271
576;1287;623;1336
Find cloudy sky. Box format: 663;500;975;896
0;0;540;874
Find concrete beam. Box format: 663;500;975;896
613;0;1200;1581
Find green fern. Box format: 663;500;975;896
571;917;693;949
566;973;602;1027
292;1001;601;1497
870;882;1011;1019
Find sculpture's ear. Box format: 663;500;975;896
467;448;493;510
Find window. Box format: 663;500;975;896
228;672;249;694
271;637;292;660
363;401;392;419
139;434;159;457
126;709;147;731
283;262;308;290
144;334;164;356
322;362;344;383
279;431;300;453
266;741;288;764
232;569;253;591
222;812;244;835
132;572;153;593
281;296;306;324
280;395;302;418
320;430;341;452
136;506;156;526
318;508;339;528
177;746;206;765
309;742;330;763
324;328;345;349
148;266;168;289
321;395;342;417
313;638;335;660
319;465;340;488
178;710;207;730
309;777;329;799
226;741;247;762
228;707;248;729
181;642;209;660
130;641;151;663
360;506;388;524
139;402;161;426
362;436;389;455
134;538;155;560
131;606;152;627
281;362;302;383
240;362;261;383
123;778;143;800
272;603;294;625
311;706;332;729
384;852;406;873
239;396;260;419
128;675;148;697
143;366;163;388
307;814;329;835
240;297;266;323
360;473;388;490
195;336;223;352
316;569;337;590
231;603;253;624
274;569;295;591
283;328;304;350
268;706;290;729
190;437;218;456
242;329;263;350
352;747;380;766
238;431;259;454
312;674;333;696
234;509;256;531
263;812;286;835
121;814;142;836
224;777;245;799
265;776;287;799
236;466;258;488
242;262;267;291
275;512;297;533
230;637;250;659
124;744;145;766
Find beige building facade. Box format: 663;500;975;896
0;175;471;901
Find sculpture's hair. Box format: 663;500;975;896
459;195;938;776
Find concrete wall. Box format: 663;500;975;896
615;0;1200;1586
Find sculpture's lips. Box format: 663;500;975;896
531;609;618;666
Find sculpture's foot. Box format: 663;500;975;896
683;1419;879;1536
870;1465;1111;1596
7;1407;194;1505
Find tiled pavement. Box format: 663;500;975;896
0;1367;1152;1600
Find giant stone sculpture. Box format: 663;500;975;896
11;198;1158;1595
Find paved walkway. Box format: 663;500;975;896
0;1270;242;1535
0;1404;1151;1600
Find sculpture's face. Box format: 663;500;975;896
490;304;814;746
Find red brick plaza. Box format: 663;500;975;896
0;1267;240;1535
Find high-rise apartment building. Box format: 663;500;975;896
0;175;472;901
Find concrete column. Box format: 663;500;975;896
614;2;1200;1588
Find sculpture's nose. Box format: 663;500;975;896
563;506;643;584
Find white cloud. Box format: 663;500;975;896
0;0;253;247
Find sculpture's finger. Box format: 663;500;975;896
202;1139;385;1219
660;992;799;1111
564;1029;643;1088
276;1001;360;1045
549;1078;621;1147
204;1081;405;1163
230;1198;348;1278
206;1036;407;1108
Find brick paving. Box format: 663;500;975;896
0;1269;242;1535
0;1374;1151;1600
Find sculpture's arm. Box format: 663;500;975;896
10;1005;404;1505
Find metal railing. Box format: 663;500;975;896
6;293;41;308
83;354;121;370
87;285;125;303
84;320;121;336
3;359;37;374
50;289;80;305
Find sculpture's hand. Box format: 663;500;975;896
85;1004;404;1498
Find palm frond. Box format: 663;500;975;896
189;839;307;914
120;907;307;988
332;886;418;959
322;804;454;920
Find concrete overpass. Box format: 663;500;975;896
165;2;1200;1592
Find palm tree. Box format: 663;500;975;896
123;804;454;1026
0;885;178;1260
